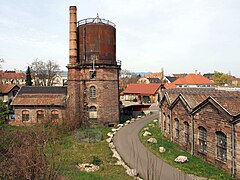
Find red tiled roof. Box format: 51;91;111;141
0;84;20;94
164;74;215;88
0;71;25;79
145;72;163;79
11;94;66;106
121;83;161;95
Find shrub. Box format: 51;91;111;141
91;155;102;166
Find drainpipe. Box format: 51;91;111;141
232;123;235;177
191;114;194;155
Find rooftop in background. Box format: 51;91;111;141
121;83;161;95
0;84;20;94
164;73;215;89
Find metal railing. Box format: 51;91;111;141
78;15;116;27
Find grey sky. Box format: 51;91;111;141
0;0;240;76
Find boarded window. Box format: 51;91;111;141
51;110;59;123
89;106;97;119
198;126;207;154
22;110;29;121
216;131;227;162
90;86;96;98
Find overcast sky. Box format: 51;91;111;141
1;0;240;76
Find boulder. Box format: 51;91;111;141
125;120;130;125
153;119;158;123
117;124;124;128
148;123;155;127
174;156;188;163
143;127;149;131
159;147;166;153
126;168;138;177
147;138;157;144
143;131;152;137
112;128;118;132
77;163;100;172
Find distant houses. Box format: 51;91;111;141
120;83;161;104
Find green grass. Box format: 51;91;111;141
139;121;236;180
53;127;132;180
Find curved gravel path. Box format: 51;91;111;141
113;112;195;180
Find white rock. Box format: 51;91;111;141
147;138;157;144
174;156;188;163
143;131;152;137
125;120;130;124
126;168;138;177
159;147;166;153
106;137;112;143
117;124;124;127
107;132;113;137
148;123;155;127
143;127;149;131
109;142;115;149
131;118;135;121
112;128;118;132
153;119;158;123
137;115;142;118
77;163;100;172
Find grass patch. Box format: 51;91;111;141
54;127;132;180
139;121;236;180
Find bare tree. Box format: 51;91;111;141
30;59;61;86
0;58;4;69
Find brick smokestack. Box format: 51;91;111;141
69;6;77;64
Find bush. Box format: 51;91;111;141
91;155;102;166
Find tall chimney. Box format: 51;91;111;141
69;6;77;64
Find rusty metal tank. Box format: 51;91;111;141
77;15;116;65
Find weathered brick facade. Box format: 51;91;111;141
66;6;120;128
159;88;240;178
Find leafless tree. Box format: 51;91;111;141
30;59;61;86
0;58;4;69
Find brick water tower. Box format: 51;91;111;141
67;6;121;128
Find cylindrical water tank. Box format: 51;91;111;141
77;16;116;65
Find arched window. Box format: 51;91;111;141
37;110;44;122
216;131;227;162
184;122;190;145
51;110;59;123
163;113;166;130
22;110;29;121
167;115;170;134
175;119;179;140
198;126;207;154
90;86;96;98
89;106;97;119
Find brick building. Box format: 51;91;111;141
159;88;240;178
11;6;121;128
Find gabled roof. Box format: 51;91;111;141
0;71;25;79
11;86;67;106
162;88;240;119
0;84;20;94
165;76;178;83
121;83;161;95
165;74;215;88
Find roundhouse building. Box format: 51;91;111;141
159;88;240;178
